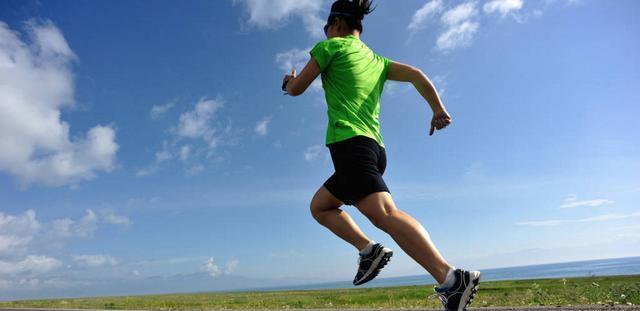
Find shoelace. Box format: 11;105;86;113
435;291;449;311
436;291;448;304
357;251;371;264
433;285;478;311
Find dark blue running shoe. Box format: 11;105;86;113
353;243;393;286
434;268;481;311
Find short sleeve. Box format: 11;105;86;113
310;40;336;72
376;54;393;82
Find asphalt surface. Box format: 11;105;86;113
0;306;638;311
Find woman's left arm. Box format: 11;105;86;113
282;58;321;96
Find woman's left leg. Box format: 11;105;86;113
310;185;372;251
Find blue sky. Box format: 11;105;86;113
1;0;639;300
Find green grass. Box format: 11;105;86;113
1;274;638;310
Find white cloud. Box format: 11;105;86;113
0;278;11;290
136;140;172;177
559;193;616;209
436;20;479;51
441;1;478;26
224;259;239;274
0;210;40;255
275;47;322;93
516;212;640;227
99;209;132;227
204;257;220;277
436;2;480;52
0;277;73;291
1;209;130;256
179;145;191;162
72;254;118;268
233;0;326;38
177;97;224;149
0;255;62;276
384;81;413;96
0;20;118;187
51;209;98;239
483;0;524;17
135;167;155;177
408;0;444;32
204;257;239;276
455;236;640;271
0;209;133;293
139;97;236;177
560;199;616;208
185;164;205;176
310;79;323;92
156;141;174;163
515;0;579;22
0;209;112;257
0;235;32;256
275;47;312;72
544;0;581;6
304;145;323;162
255;117;272;136
150;102;175;119
431;74;448;97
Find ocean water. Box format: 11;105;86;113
248;256;640;292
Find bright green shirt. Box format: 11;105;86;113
310;34;391;148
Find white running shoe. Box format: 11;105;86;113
434;268;481;311
352;243;393;286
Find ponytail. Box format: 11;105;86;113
329;0;376;33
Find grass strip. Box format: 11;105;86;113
1;274;638;310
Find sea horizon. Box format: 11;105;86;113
234;255;640;293
3;255;639;302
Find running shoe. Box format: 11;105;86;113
433;268;481;311
353;243;393;286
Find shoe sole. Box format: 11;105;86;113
353;247;393;286
459;270;481;311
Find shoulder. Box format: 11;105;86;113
312;37;346;51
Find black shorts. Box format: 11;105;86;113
323;135;390;206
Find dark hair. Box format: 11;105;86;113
327;0;375;34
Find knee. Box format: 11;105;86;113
367;208;399;231
310;200;329;222
370;215;391;231
368;216;385;230
309;202;321;220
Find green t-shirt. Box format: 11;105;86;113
310;34;391;148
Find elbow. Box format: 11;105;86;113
286;82;304;96
289;88;304;96
410;67;425;83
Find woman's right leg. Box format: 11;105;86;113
310;185;371;251
354;191;453;284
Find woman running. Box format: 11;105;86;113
281;1;480;310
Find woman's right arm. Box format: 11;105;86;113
387;61;452;136
283;58;321;97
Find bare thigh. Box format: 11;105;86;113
310;185;344;216
353;191;398;226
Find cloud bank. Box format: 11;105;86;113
232;0;326;38
0;20;118;187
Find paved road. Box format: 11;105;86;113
1;306;638;311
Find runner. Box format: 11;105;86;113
281;1;480;310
